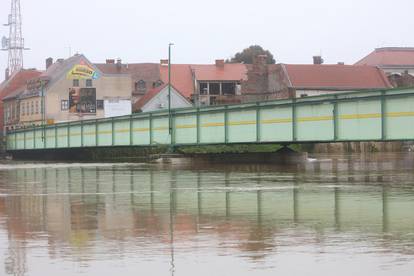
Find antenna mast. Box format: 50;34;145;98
2;0;29;77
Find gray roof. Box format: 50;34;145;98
41;54;103;90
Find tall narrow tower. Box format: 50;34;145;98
2;0;29;78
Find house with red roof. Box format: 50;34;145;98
237;55;392;100
355;47;414;87
97;58;248;111
273;63;392;98
133;84;192;113
0;69;42;135
95;60;162;104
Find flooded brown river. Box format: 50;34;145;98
1;153;414;275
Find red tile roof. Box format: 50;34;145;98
95;63;160;78
0;69;42;100
283;64;392;90
133;84;168;111
133;84;187;112
355;47;414;67
160;64;194;98
191;64;247;81
159;63;247;98
0;69;42;132
95;63;162;94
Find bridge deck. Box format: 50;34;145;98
6;88;414;151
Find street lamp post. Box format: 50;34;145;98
168;43;174;138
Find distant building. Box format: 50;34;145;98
2;87;26;131
0;69;42;133
355;47;414;87
270;64;392;98
158;59;247;106
31;54;132;125
133;84;192;113
95;60;162;104
2;55;132;130
97;59;248;108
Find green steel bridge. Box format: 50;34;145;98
6;88;414;152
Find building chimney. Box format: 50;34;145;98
46;57;53;69
106;59;115;64
57;58;64;63
116;59;122;71
337;62;345;65
215;59;225;67
5;68;9;81
160;59;169;66
313;56;324;65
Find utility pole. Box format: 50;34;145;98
1;0;30;77
168;43;174;136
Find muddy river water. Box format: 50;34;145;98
0;153;414;275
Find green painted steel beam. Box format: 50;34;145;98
55;125;58;148
292;99;297;141
81;120;84;147
381;91;386;140
149;113;153;145
111;118;115;146
95;120;99;147
67;123;70;147
130;115;133;145
196;108;201;144
224;106;229;144
333;96;339;141
256;103;261;142
8;88;414;152
171;111;176;145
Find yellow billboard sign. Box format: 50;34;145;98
67;61;100;80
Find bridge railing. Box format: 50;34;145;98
6;88;414;151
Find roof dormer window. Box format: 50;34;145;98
135;80;146;93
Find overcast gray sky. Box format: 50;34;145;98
0;0;413;80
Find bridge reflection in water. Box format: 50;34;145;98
1;154;414;275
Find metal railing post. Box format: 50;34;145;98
292;99;297;141
256;103;261;142
196;108;200;144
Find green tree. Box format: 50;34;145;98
227;45;276;64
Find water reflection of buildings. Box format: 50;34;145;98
1;156;414;274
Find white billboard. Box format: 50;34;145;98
104;99;132;118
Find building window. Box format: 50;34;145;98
209;83;220;95
86;79;93;87
31;101;34;115
73;79;80;87
153;80;163;88
135;80;146;92
61;100;69;111
199;83;208;95
21;103;25;116
35;101;39;114
96;100;104;110
222;82;236;95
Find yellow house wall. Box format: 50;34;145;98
19;97;42;126
45;75;131;123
